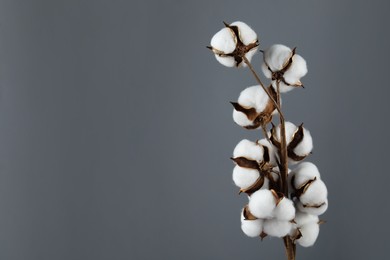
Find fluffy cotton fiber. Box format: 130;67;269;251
292;162;321;189
232;165;260;190
215;55;236;67
233;110;254;127
293;128;313;157
299;179;328;206
210;27;236;54
296;223;320;247
248;189;276;219
230;21;257;46
262;44;292;72
273;197;296;221
241;209;264;237
283;54;308;86
263;219;293;238
233;139;264;162
237;86;270;113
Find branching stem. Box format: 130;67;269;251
243;59;295;260
242;57;284;120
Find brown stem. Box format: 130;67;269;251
243;57;295;260
242;56;284;119
276;81;289;196
284;237;296;260
277;81;296;260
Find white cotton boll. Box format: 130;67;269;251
293;128;313;157
237;86;269;113
241;209;264;237
261;62;272;79
233;110;254;127
215;55;236;67
294;211;319;227
274;198;296;221
300;179;328;205
210;27;236;54
248;189;276;219
272;80;296;93
272;121;298;145
263;219;293;238
297;199;328;216
263;44;292;72
232;166;260;189
296;223;320;247
231;21;257;46
233;139;264;162
292;162;321;189
283;55;308;85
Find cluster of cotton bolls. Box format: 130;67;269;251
233;138;328;247
209;21;328;250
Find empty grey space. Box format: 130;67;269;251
0;0;388;259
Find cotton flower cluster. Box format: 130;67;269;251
232;85;278;129
209;21;327;256
208;21;258;67
234;136;327;246
261;44;308;93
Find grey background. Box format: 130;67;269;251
0;0;388;259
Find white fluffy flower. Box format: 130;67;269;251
270;122;313;162
232;165;260;190
291;162;321;189
261;44;307;93
263;44;292;72
232;85;277;129
296;223;320;247
238;86;270;113
292;211;321;247
248;189;276;219
209;21;258;67
299;179;328;206
273;197;295;221
233;139;264;162
263;219;293;238
240;209;264;237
